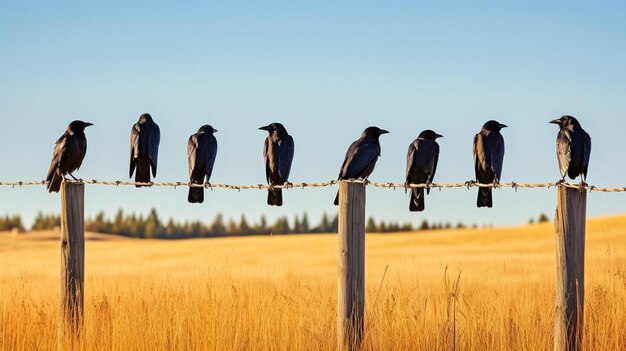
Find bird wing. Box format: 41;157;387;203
473;133;486;180
490;133;505;182
148;122;160;177
431;142;440;184
79;136;87;170
340;139;380;179
187;134;199;178
582;131;591;180
129;123;140;177
263;137;272;184
46;132;67;181
278;135;294;181
68;135;87;172
205;135;218;181
405;141;418;182
556;132;571;179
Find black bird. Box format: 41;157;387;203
188;125;218;203
45;120;93;193
473;120;507;208
129;113;160;187
406;130;443;212
334;126;389;205
550;115;591;182
260;123;295;206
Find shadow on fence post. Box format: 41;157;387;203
337;181;366;351
554;185;586;351
58;182;85;349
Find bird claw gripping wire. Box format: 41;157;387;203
578;181;588;192
555;179;566;187
204;182;213;191
403;181;410;194
283;181;293;189
464;180;476;190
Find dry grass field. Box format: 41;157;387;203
1;215;626;350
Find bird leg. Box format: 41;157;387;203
464;180;476;190
493;178;501;189
578;180;588;191
425;181;432;194
403;181;410;194
68;173;81;182
283;181;293;189
555;178;566;186
204;182;213;191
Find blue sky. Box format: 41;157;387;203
1;1;626;228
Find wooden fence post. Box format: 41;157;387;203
58;182;85;348
554;186;586;351
337;181;366;351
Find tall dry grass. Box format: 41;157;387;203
1;215;626;350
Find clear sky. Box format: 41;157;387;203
1;1;626;228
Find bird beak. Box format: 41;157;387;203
549;119;561;124
84;122;93;127
212;128;218;133
379;129;389;135
498;124;507;128
435;134;444;138
259;125;271;131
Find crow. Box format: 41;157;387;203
406;130;443;212
334;126;389;205
129;113;160;187
473;120;506;208
260;123;295;206
188;125;218;203
550;115;591;182
45;120;93;193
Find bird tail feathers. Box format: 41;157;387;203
188;187;204;203
135;164;151;187
409;188;425;212
268;189;283;206
47;172;63;193
477;188;493;208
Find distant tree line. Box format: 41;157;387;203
528;213;551;225
0;215;24;231
0;209;507;238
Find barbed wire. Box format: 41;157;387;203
0;179;625;192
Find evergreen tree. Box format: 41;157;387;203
144;209;161;238
239;215;250;235
538;213;550;223
211;214;227;236
318;213;330;233
419;220;429;231
301;213;310;233
272;216;290;234
293;215;302;233
366;217;377;233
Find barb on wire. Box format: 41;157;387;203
0;179;625;192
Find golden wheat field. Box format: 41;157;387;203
1;215;626;351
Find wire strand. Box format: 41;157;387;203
0;179;624;192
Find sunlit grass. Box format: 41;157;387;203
1;215;626;350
